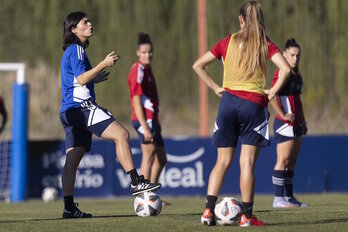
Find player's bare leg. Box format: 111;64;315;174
62;147;85;196
239;145;265;227
62;146;92;218
101;120;161;195
284;137;307;207
275;140;294;170
201;147;235;226
239;145;259;203
140;143;156;179
150;146;167;183
207;147;235;196
101;120;135;172
288;137;302;170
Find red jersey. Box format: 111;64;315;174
210;34;279;106
272;69;304;127
128;61;159;121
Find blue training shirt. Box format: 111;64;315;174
60;44;95;112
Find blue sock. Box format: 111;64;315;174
284;170;294;198
272;170;286;197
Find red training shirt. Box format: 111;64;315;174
128;61;159;121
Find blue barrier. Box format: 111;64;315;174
11;84;29;202
28;136;348;198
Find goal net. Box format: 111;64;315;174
0;63;27;202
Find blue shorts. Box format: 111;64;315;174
273;117;303;144
213;92;270;147
60;101;115;151
132;120;164;146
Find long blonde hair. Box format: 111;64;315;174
232;1;268;81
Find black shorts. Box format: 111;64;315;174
213;92;270;147
60;101;115;151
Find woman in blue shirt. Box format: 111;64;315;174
60;11;161;219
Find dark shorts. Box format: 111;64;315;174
60;101;115;151
213;92;270;147
132;120;164;146
273;117;303;144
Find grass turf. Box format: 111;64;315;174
1;194;348;231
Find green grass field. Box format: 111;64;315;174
1;194;348;231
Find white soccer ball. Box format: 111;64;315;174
134;192;162;217
214;197;242;225
41;187;58;202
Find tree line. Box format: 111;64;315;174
0;0;347;138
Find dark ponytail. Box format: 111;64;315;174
137;33;152;49
284;38;300;51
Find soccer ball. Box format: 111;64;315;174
41;187;58;202
214;197;242;225
134;192;162;217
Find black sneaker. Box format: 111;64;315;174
131;175;162;196
62;202;92;219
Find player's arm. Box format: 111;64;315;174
270;97;294;123
193;51;225;97
299;100;308;135
77;51;120;86
264;52;291;100
133;95;153;143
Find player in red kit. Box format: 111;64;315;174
128;33;167;192
271;38;308;208
193;1;291;227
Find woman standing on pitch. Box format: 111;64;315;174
271;38;308;208
128;33;167;190
193;1;291;227
60;12;160;219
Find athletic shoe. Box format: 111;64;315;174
273;198;299;208
62;202;92;219
131;175;162;196
285;197;308;207
201;208;216;226
240;214;266;227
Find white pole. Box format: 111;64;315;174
0;63;26;84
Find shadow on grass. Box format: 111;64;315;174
268;217;348;226
0;214;137;224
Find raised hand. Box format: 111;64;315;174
103;51;120;68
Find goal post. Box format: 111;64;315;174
0;63;28;203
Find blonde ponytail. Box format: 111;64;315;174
232;1;268;83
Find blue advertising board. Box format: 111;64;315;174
27;136;348;198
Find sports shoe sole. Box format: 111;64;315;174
132;184;161;196
62;213;92;219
